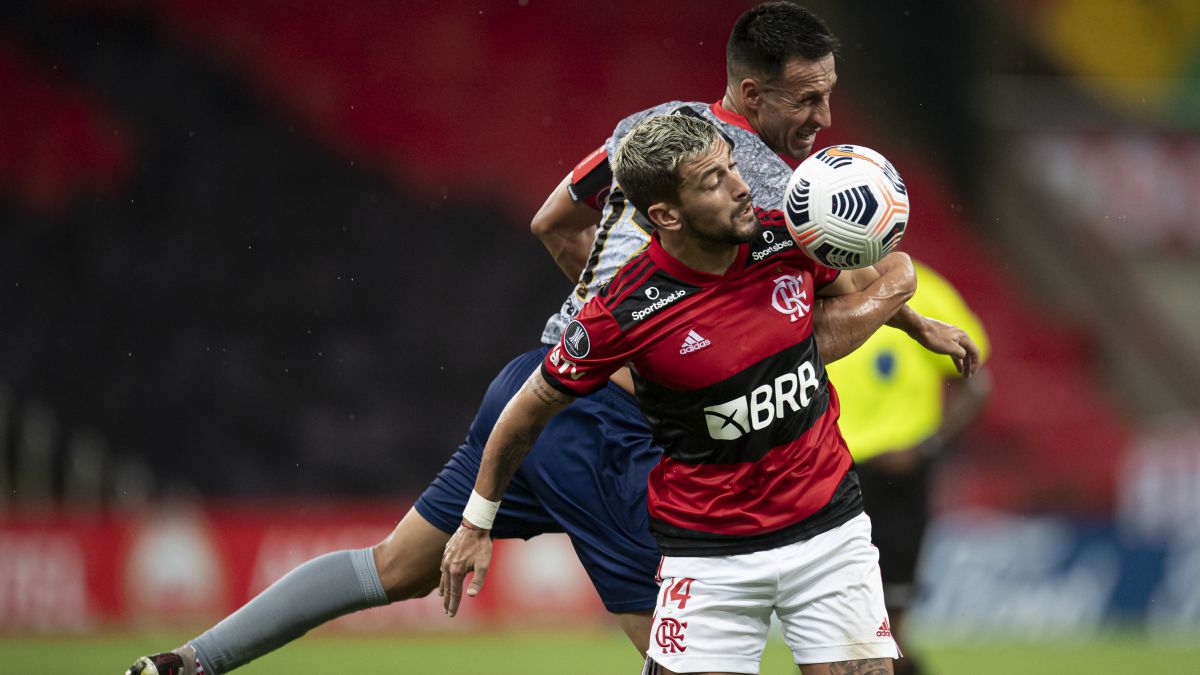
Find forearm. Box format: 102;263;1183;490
531;174;600;282
886;304;928;339
814;256;916;362
537;225;596;281
473;417;543;502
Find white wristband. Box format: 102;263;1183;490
463;490;501;530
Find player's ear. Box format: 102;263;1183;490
740;77;764;113
646;202;681;232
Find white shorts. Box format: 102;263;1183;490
647;513;898;674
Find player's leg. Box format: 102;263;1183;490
126;542;391;675
372;506;450;600
613;610;654;654
797;659;893;675
190;504;462;675
124;349;554;675
775;510;898;675
131;502;482;675
516;381;663;655
857;454;929;675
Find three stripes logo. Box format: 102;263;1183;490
678;329;711;355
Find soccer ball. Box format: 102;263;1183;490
782;144;909;270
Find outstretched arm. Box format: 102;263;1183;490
530;174;599;282
886;307;982;378
439;368;574;617
814;253;982;377
813;252;916;362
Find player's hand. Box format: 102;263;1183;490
439;522;492;617
914;317;981;377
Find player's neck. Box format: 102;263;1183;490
659;233;739;277
720;88;745;119
720;89;768;141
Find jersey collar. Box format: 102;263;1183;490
648;232;749;286
709;100;756;133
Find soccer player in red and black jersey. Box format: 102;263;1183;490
441;115;980;674
126;5;973;675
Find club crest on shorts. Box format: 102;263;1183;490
563;320;591;359
655;617;688;654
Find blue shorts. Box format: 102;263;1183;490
415;346;662;613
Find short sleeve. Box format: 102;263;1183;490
541;297;633;397
566;145;613;211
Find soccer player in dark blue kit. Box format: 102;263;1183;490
126;4;969;674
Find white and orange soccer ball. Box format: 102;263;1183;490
782;144;909;270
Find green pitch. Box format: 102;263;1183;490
5;629;1198;674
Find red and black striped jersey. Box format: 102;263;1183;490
540;101;797;346
541;210;861;556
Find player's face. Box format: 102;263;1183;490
673;141;760;245
753;54;837;160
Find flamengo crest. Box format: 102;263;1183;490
770;274;810;322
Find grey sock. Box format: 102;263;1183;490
189;547;388;674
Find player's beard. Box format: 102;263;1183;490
683;197;760;246
724;197;761;244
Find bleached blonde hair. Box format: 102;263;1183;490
611;114;725;216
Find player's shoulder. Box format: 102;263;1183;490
611;101;704;144
595;250;701;332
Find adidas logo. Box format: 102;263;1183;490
679;329;711;355
876;618;892;637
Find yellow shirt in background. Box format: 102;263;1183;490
828;262;990;462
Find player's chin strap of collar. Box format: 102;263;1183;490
640;657;663;675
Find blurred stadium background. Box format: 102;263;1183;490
1;1;1199;673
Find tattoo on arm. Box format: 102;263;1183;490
528;372;572;406
494;429;536;479
828;659;892;675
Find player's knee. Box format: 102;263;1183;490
371;540;440;601
387;575;439;601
